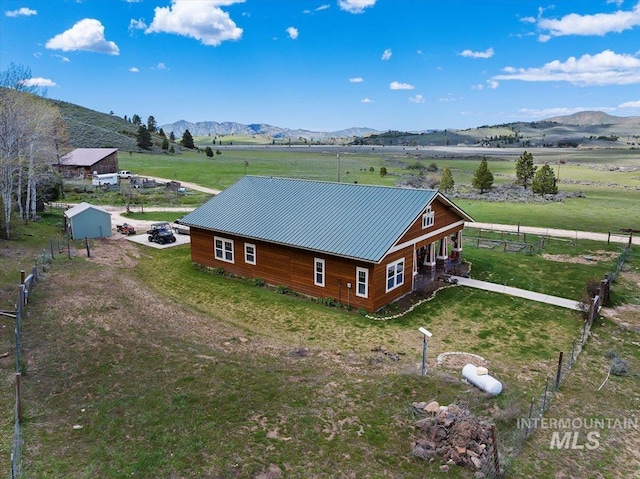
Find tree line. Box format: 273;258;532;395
0;64;66;239
439;151;558;195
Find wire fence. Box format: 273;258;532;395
477;245;629;478
8;247;57;479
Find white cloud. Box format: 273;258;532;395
286;26;298;39
146;0;243;46
537;1;640;40
156;62;168;70
607;0;625;6
361;98;373;103
53;54;70;62
338;0;376;14
5;7;37;17
129;18;147;31
487;80;499;89
349;77;364;83
46;18;119;55
129;67;139;73
390;81;414;90
619;99;640;108
409;94;425;103
381;48;392;61
460;47;494;59
316;4;330;11
21;77;56;87
471;84;484;90
493;49;640;86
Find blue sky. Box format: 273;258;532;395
2;0;640;132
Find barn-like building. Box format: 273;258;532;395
181;176;473;312
64;202;112;239
55;148;119;178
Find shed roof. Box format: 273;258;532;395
64;202;111;219
58;148;118;167
181;176;472;263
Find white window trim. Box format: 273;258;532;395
214;236;234;263
422;207;434;229
314;258;325;287
386;259;404;292
356;267;369;298
244;242;256;265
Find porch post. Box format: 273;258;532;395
453;230;463;253
426;243;436;267
437;237;448;260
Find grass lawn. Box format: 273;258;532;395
1;207;637;478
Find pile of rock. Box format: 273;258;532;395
411;401;495;472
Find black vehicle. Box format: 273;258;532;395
146;222;177;244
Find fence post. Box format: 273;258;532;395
570;340;575;369
542;376;549;413
491;425;501;477
15;372;22;422
555;352;563;390
20;270;25;285
67;239;71;259
50;238;54;258
85;237;91;258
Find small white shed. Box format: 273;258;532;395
64;202;112;239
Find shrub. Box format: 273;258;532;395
212;267;225;276
323;297;336;307
253;277;265;287
275;285;289;294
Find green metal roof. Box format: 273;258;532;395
181;176;465;263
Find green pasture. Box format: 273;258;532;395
114;147;640;233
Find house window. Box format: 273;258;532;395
314;258;325;287
244;243;256;264
386;259;404;292
356;267;369;298
214;236;234;263
422;206;434;229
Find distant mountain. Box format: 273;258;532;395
11;89;637;151
546;111;640;127
160;119;379;141
353;111;639;148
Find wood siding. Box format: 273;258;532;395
189;195;468;313
190;228;383;311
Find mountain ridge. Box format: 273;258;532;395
160;119;379;140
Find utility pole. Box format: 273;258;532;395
337;152;341;182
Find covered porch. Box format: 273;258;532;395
413;229;468;291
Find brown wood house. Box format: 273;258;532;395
55;148;119;178
180;176;474;312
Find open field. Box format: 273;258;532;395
1;208;638;478
116;146;640;233
2;145;639;478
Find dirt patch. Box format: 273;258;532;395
542;250;621;265
436;352;487;371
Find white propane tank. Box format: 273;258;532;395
462;363;502;395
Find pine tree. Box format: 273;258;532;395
439;166;454;193
169;131;176;142
161;137;169;150
181;129;194;149
136;125;152;150
147;115;157;133
205;146;214;157
472;156;494;193
131;114;141;126
515;150;536;189
532;164;558;195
